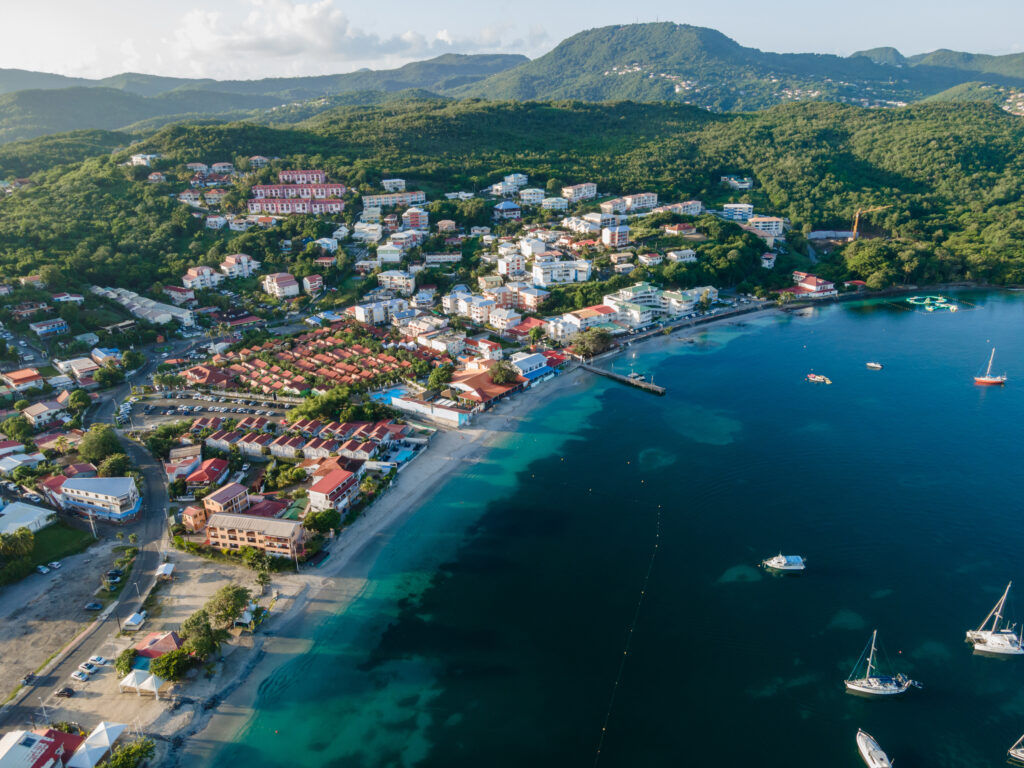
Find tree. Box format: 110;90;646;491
0;415;32;443
121;350;145;370
94;366;125;388
304;507;340;534
114;648;137;677
255;569;271;594
180;609;218;659
427;363;454;391
528;326;545;346
98;453;132;477
488;360;518;385
79;425;121;464
13;399;28;411
104;738;155;768
67;388;91;412
359;476;379;498
572;328;612;358
149;648;191;681
205;584;251;629
239;546;270;572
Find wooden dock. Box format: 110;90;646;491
580;364;666;395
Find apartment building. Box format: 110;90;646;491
377;270;416;295
206;513;305;559
308;469;359;512
182;265;224;290
262;272;300;298
220;253;261;278
61;477;141;521
561;182;597;202
361;190;427;208
279;170;326;184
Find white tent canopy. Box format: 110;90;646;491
155;562;175;578
67;721;127;768
117;669;146;693
139;673;167;699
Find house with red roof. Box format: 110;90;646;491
186;458;229;489
308;468;359;512
237;432;274;457
269;434;306;459
134;631;183;659
783;271;837;298
0;727;85;768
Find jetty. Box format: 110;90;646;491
580;364;666;395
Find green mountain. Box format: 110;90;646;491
0;129;130;177
456;23;1024;110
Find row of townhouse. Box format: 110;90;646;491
247;199;343;215
600;192;659;214
251;182;346;199
181;253;261;289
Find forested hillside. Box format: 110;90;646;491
0;99;1023;291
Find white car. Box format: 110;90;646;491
87;655;107;665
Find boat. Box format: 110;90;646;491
866;362;883;370
761;553;806;572
806;373;832;384
974;347;1007;386
857;730;893;768
844;630;921;696
1008;733;1024;763
965;581;1024;656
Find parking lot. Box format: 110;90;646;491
120;393;290;428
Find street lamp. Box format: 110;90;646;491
38;696;48;724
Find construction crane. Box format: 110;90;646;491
852;205;891;239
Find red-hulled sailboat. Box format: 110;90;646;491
974;348;1007;386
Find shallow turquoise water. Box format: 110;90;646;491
210;291;1024;767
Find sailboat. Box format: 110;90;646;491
1009;733;1024;764
974;347;1007;386
856;730;893;768
845;630;921;696
965;582;1024;656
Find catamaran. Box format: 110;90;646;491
1008;733;1024;763
966;581;1024;656
845;629;921;696
857;730;893;768
761;553;806;572
974;347;1007;386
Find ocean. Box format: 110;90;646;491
207;291;1024;768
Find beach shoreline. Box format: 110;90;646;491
160;307;775;766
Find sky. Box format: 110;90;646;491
3;0;1023;81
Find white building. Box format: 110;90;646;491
561;182;597;202
602;226;630;248
531;257;592;288
182;266;223;290
541;197;568;211
747;216;786;236
722;203;754;221
61;477;141;521
220;253;261;278
518;188;545;205
377;243;403;264
562;216;601;235
497;253;526;277
488;307;522;331
377;270;415;295
519;238;547;257
352;299;410;325
352;222;384;243
667;249;698;263
424;253;462;267
332;224;350;240
638;253;663;267
262;273;300;298
314;237;339;253
382;178;406;192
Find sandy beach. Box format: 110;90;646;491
161;306;776;766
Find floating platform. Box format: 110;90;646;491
581;364;666;395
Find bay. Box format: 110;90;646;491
209;290;1024;768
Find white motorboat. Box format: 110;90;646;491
966;582;1024;656
857;730;892;768
761;553;806;572
1009;733;1024;764
844;629;921;697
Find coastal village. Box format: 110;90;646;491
0;157;855;766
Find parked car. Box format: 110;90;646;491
87;655;107;666
84;602;103;611
47;561;61;569
55;687;74;698
77;662;97;675
108;568;124;577
36;565;50;575
70;671;89;683
104;575;121;585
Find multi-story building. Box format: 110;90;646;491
61;477;141;521
28;318;69;338
308;468;359;512
493;201;522;221
402;207;429;230
220;253;261;278
279;170;326;184
721;175;754;190
601;226;631;248
262;273;300;299
722;203;754;221
561;182;597;202
423;253;462;267
542;197;568;211
655;200;703;216
251;182;345;199
377;270;416;295
361;190;427;208
302;274;323;294
531;257;592;288
246;199;343;215
205;513;305;558
203;482;250;517
518;188;545;205
382;178;406;192
182;265;224;290
497;253;526;277
489;307;523;331
249;155;270;168
747;216;786;236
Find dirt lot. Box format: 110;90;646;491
34;549;299;733
0;538;124;703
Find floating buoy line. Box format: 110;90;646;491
593;503;662;766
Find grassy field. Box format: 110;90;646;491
30;522;95;566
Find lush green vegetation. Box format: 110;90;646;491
29;523;93;567
0;129;130;177
0;97;1023;292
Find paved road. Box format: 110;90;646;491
0;345;183;729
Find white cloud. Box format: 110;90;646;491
162;0;537;78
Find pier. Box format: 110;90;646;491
580;364;666;395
